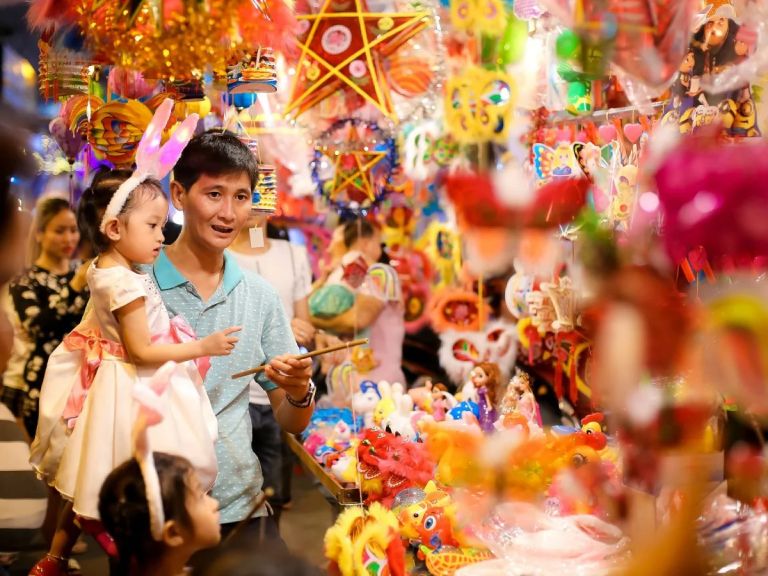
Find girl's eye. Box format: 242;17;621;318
208;191;221;199
236;193;249;202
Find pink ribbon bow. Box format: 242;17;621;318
153;315;211;383
62;328;126;428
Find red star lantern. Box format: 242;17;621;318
328;125;388;203
287;0;430;121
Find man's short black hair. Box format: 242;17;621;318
173;129;258;191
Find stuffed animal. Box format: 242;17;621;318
373;381;404;427
382;388;419;441
351;380;382;428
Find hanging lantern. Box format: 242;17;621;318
227;48;278;94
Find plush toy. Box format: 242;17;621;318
372;382;398;427
325;502;407;576
381;391;418;441
351;380;382;428
330;443;359;485
421;419;485;488
357;428;436;507
394;481;469;556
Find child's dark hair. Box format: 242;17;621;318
98;452;194;576
342;218;379;249
78;168;164;253
173;129;258;192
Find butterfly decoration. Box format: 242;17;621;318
450;0;507;36
532;142;580;182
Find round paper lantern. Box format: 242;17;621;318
387;53;434;97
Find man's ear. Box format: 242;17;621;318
103;218;122;243
160;519;185;549
169;181;185;211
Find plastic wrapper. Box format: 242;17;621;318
698;495;768;574
456;501;630;576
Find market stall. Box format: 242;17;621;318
22;0;768;574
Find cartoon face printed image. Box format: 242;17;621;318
533;143;578;181
611;164;638;222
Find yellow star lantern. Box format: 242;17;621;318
287;0;431;121
326;125;388;204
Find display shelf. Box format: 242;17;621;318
285;433;362;506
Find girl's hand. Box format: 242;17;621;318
200;326;241;356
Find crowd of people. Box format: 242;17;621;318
0;123;406;575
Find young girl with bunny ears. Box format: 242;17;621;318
98;362;222;576
28;100;238;576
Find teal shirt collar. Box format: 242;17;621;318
153;248;243;294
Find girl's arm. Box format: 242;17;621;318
115;297;240;368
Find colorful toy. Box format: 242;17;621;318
325;502;407;576
445;66;516;143
462;363;500;433
420;545;494;576
351;381;382;428
394;481;471;557
496;369;542;432
357;428;436;507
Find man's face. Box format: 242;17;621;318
171;172;252;252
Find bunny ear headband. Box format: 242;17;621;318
132;361;177;541
99;99;199;233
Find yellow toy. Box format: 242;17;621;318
445;66;516;144
372;382;401;427
325;503;407;576
420;545;494;576
416;222;463;289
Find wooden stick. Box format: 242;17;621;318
222;488;272;545
231;338;369;379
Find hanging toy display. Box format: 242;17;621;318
286;0;435;122
227;47;278;94
555;28;605;115
661;1;761;138
445;66;516;143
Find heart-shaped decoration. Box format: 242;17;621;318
598;124;617;143
575;130;588;142
623;123;644;144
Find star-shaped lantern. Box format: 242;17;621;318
328;124;388;203
287;0;430;121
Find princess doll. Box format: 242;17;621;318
498;369;543;430
468;362;501;433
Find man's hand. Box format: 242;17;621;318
265;354;313;403
290;317;316;347
315;331;347;374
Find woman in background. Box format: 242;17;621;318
2;197;88;439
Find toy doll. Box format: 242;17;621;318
498;369;543;431
468;362;501;433
431;383;452;422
